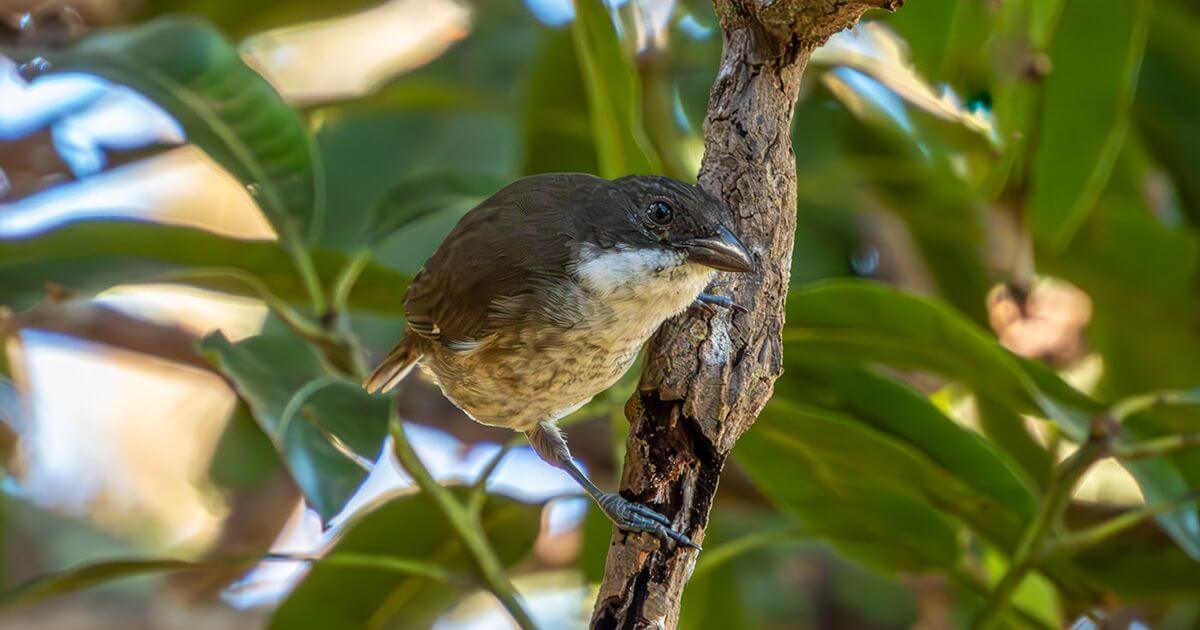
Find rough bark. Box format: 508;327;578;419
591;2;902;627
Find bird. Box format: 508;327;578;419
364;172;753;548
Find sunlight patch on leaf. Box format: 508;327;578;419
241;0;472;105
813;22;1000;148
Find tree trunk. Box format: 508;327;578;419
591;1;902;627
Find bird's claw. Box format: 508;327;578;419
597;492;701;550
692;292;748;315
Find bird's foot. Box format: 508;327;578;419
691;292;748;315
596;492;700;550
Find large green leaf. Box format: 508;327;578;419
312;110;514;254
975;395;1054;490
522;29;599;177
820;63;994;323
359;172;506;248
784;280;1200;559
309;0;533;252
200;325;390;518
1076;538;1200;601
572;0;660;177
739;398;1104;611
16;17;319;243
785;281;1095;426
1027;0;1151;248
272;490;540;629
0;220;407;314
1135;3;1200;223
1038;185;1200;558
881;0;962;78
780;362;1038;522
737;401;963;572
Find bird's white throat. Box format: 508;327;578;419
574;244;714;324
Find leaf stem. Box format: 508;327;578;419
691;525;802;581
153;267;323;337
1110;388;1200;422
949;569;1055;630
1115;432;1200;460
468;439;518;517
327;250;374;377
972;426;1109;629
1041;491;1200;559
265;552;468;584
275;376;347;443
388;415;536;629
286;240;328;315
332;250;374;314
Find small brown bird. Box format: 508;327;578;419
365;173;753;547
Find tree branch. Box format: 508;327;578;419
971;433;1107;629
592;1;901;626
387;415;536;629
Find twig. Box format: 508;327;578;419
948;569;1056;630
468;438;519;517
331;250;374;315
1115;433;1200;460
284;239;329;315
1041;491;1200;559
265;552;468;584
152;267;325;342
972;422;1110;629
690;525;802;581
276;376;349;443
387;414;536;629
1110;388;1200;422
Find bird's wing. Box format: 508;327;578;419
403;174;603;348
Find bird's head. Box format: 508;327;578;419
608;175;754;274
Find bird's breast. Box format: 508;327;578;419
417;247;714;430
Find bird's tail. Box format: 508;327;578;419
364;336;422;394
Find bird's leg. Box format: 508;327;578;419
526;422;699;549
691;292;748;315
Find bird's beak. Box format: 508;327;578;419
679;225;754;273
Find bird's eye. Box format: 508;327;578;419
647;201;674;226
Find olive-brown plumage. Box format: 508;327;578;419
366;173;752;548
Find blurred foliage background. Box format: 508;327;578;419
0;0;1199;627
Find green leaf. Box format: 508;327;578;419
1136;3;1200;222
824;77;994;323
881;0;962;77
359;172;506;248
785;280;1097;430
17;17;319;243
782;362;1038;522
522;29;600;177
311;111;514;254
737;400;963;571
975;395;1054;490
131;0;380;39
272;490;540;629
784;279;1200;559
308;0;532;252
1027;0;1151;249
1076;539;1200;601
0;220;408;314
0;559;202;609
208;401;282;490
200;326;389;518
572;0;660;177
739;397;1103;605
